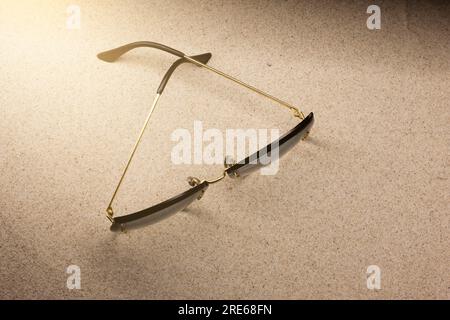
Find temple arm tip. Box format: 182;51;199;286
197;52;212;64
97;50;120;63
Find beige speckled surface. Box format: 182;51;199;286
0;0;449;299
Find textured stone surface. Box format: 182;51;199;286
0;0;448;299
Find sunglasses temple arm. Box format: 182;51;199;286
100;46;213;220
97;42;212;95
157;53;212;94
106;93;161;220
98;41;303;117
183;56;305;119
97;41;185;62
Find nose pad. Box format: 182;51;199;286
224;155;239;178
186;176;205;200
187;176;201;187
223;155;235;169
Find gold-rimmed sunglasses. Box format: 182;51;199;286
98;41;314;232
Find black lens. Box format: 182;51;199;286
225;112;314;177
110;181;209;231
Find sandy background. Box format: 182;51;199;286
0;0;448;299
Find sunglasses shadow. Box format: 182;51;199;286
181;204;213;219
303;136;324;148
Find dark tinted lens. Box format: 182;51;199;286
110;181;209;232
225;112;314;177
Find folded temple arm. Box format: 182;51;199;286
97;41;303;118
97;41;212;94
97;41;185;62
157;53;211;93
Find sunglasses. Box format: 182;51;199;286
98;41;314;232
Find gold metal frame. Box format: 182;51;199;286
100;43;306;223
